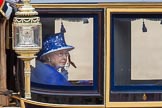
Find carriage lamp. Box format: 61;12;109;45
12;0;42;99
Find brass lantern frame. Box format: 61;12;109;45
12;0;42;99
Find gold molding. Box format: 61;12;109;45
12;96;105;108
19;3;162;9
13;3;162;9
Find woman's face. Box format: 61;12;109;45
49;50;69;68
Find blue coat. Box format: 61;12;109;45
31;61;72;86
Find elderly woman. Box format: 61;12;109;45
31;33;75;86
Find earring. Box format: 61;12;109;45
47;57;51;62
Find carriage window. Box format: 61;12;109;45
110;14;162;101
30;8;104;104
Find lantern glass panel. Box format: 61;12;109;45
13;24;42;49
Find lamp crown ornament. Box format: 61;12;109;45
15;0;38;16
13;0;40;26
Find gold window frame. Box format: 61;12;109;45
106;3;162;108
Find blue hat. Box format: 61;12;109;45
39;33;74;57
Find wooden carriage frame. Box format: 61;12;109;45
1;2;162;108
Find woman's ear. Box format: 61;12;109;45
47;57;51;62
